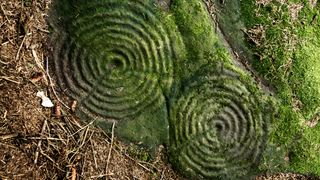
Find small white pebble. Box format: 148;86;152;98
36;91;54;108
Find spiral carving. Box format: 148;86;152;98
170;64;269;179
51;0;270;178
52;0;181;120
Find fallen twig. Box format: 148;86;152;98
0;142;19;149
90;139;98;169
33;25;50;33
79;127;92;150
2;110;7;119
71;166;76;180
0;19;7;29
34;119;48;164
0;133;19;141
0;76;21;84
0;59;10;65
105;122;115;179
69;120;95;137
31;45;49;85
124;154;153;173
28;136;66;143
45;58;70;109
0;4;10;22
15;34;27;61
90;173;114;179
138;161;158;171
160;168;165;180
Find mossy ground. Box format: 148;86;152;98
224;0;320;175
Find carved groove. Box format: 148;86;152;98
53;0;179;120
170;64;268;178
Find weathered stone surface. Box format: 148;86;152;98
50;0;320;179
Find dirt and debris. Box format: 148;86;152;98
0;0;316;179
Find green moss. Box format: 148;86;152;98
269;105;302;146
243;0;320;175
290;25;320;118
290;124;320;175
214;0;320;176
239;0;320;118
241;1;294;83
172;0;218;58
171;0;230;78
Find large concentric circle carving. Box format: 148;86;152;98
52;0;181;120
170;64;269;178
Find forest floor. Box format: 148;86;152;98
0;0;316;179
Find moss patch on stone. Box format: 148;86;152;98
290;23;320;119
214;0;320;176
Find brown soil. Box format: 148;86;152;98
0;0;315;179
